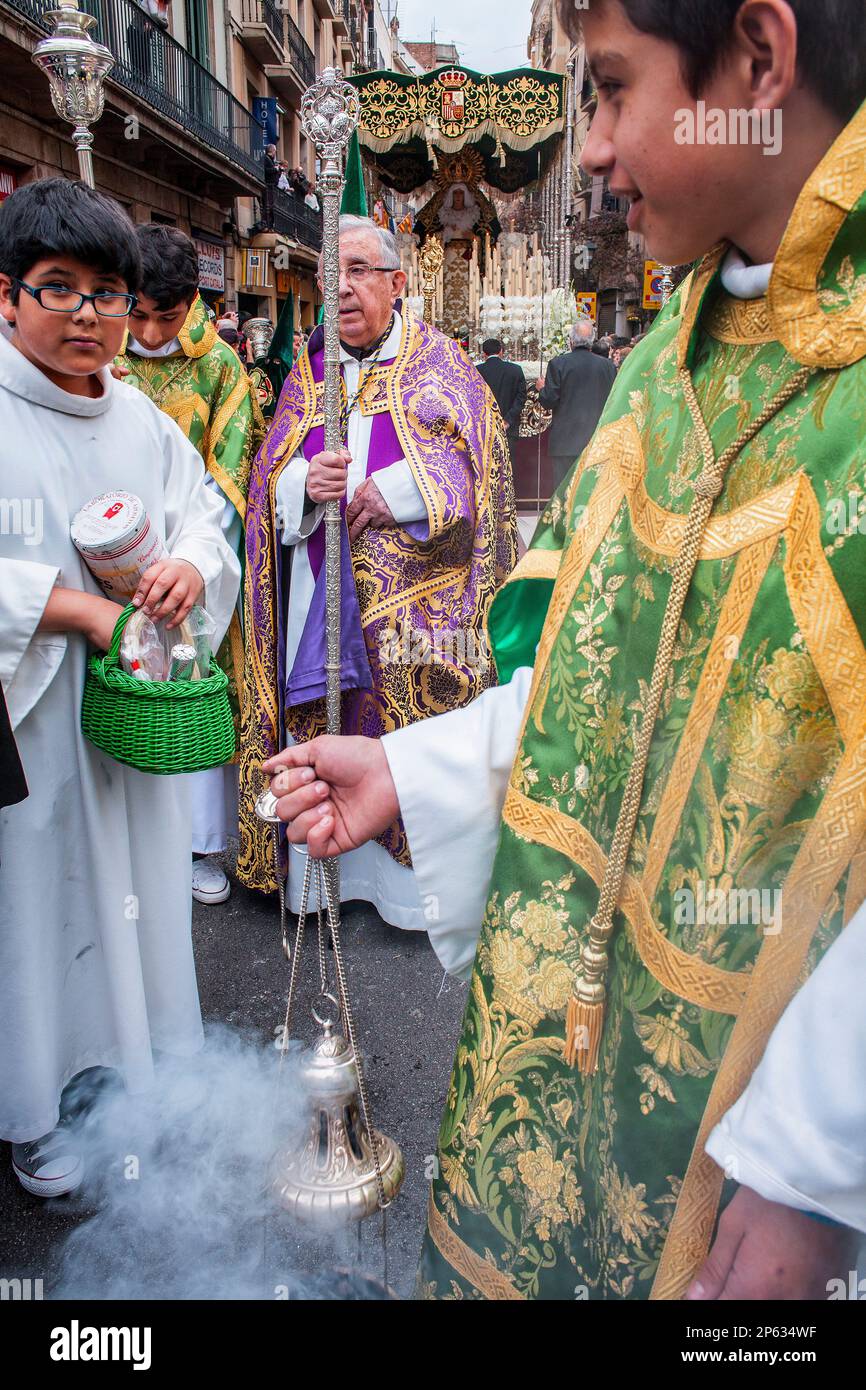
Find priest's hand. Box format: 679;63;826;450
345;477;394;542
132;557;204;629
263;737;399;859
684;1185;859;1300
306;449;350;502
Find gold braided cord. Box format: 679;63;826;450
567;364;814;1071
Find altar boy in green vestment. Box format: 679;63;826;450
263;0;866;1300
118;225;265;907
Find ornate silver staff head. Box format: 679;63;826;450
32;2;114;189
300;67;360;165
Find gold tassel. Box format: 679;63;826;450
564;993;605;1074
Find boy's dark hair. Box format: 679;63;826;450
482;338;503;355
136;224;199;309
0;177;141;305
561;0;865;124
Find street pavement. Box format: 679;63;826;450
0;847;468;1301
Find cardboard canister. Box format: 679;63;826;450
71;491;166;600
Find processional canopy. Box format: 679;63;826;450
348;65;566;196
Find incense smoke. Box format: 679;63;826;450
51;1025;370;1300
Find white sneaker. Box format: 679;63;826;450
12;1129;83;1198
192;857;231;905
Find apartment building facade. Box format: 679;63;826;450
527;0;647;336
0;0;390;328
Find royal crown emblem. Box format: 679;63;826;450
438;68;469;89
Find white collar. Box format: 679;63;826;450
339;310;403;367
127;335;183;358
720;248;773;300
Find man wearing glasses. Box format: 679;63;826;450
240;215;518;936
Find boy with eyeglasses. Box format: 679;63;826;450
0;178;239;1197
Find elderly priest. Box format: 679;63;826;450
239;215;518;929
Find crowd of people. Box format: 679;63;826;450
260;143;320;232
1;0;865;1305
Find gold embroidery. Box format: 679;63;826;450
643;535;780;898
177;298;218;359
206;373;254;519
503;787;750;1015
704;293;775;345
844;832;866;925
677;244;728;373
426;1191;525;1300
501;548;562;584
783;477;866;745
768;102;866;369
614;416;803;560
358;564;471;626
516;427;629;749
652;710;866;1298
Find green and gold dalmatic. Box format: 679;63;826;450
419;106;866;1300
118;296;266;748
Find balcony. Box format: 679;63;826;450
240;0;284;66
1;0;262;187
271;189;322;253
263;10;316;100
313;0;346;33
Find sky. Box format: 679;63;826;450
386;0;532;75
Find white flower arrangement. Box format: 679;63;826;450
542;287;577;360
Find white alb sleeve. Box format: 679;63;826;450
0;557;63;729
275;455;325;544
705;899;866;1233
382;666;533;980
371;459;427;524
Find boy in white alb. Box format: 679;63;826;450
0;179;239;1197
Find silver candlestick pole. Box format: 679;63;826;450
266;73;404;1239
32;1;114;189
301;69;360;739
300;69;359;915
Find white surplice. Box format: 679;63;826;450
0;326;239;1143
275;312;431;932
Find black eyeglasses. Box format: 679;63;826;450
317;265;396;288
13;279;137;317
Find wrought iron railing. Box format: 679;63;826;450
284;11;315;86
273;188;322;251
241;0;283;49
4;0;262;179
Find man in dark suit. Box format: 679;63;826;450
537;319;617;492
476;339;527;461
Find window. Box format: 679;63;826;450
185;0;209;68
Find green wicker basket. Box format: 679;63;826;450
81;603;236;774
